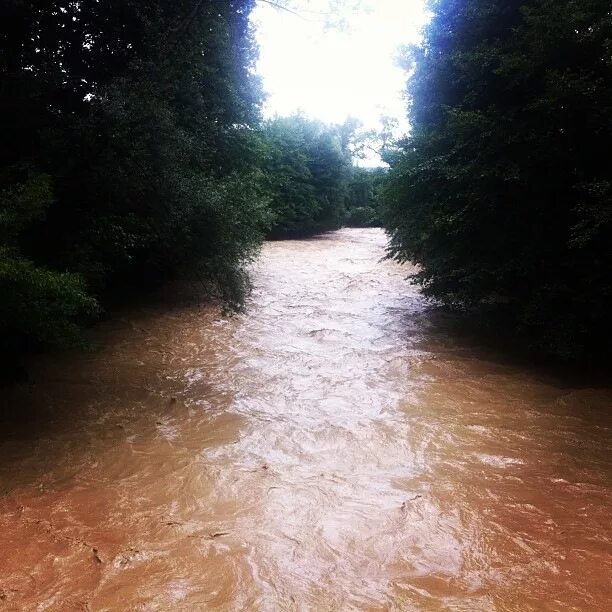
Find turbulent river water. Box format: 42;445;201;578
1;229;611;611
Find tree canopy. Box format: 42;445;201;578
261;116;351;237
344;167;386;228
0;2;378;368
259;115;386;236
0;0;268;359
383;0;612;360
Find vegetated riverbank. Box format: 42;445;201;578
1;3;384;376
1;229;611;609
382;0;612;362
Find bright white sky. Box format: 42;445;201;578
251;0;429;159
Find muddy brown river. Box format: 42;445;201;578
0;229;611;610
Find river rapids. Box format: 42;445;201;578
1;229;611;610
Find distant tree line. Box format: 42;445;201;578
383;0;611;361
0;0;381;368
344;166;386;228
261;115;385;236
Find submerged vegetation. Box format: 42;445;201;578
383;0;612;361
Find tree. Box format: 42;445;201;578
344;167;386;227
383;0;612;360
0;0;268;359
262;115;351;237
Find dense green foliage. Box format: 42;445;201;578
261;116;351;237
344;167;386;227
0;172;99;350
383;0;612;360
0;1;385;364
260;116;387;235
1;0;267;356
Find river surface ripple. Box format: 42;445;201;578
1;229;611;611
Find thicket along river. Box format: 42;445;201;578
0;229;611;611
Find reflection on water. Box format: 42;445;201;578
0;229;611;610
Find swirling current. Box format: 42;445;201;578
1;229;611;610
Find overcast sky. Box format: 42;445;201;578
251;0;429;145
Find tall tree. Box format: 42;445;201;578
345;167;386;227
262;116;351;237
383;0;612;360
0;0;267;359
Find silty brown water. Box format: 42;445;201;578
0;228;611;610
